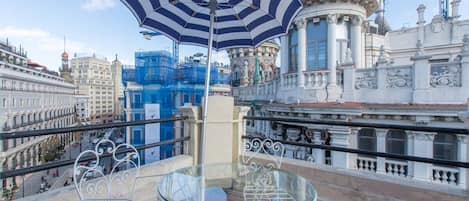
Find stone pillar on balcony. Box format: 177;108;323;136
312;130;324;165
280;36;289;89
233;106;250;163
36;144;41;165
376;45;388;90
411;41;432;104
29;148;35;167
6;156;14;189
296;18;307;88
329;126;352;168
412;131;435;182
351;15;363;69
376;129;387;174
451;0;461;43
406;132;415;178
342;48;355;102
461;34;469;89
456;135;467;188
326;14;341;101
201;96;234;165
179;105;200;166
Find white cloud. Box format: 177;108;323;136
0;26;92;70
82;0;117;11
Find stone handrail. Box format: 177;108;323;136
432;165;460;186
357;156;377;172
282;73;298;88
303;70;329;88
385;159;408;177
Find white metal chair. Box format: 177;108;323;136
73;139;140;201
241;138;288;200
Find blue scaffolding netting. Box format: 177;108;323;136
122;50;230;163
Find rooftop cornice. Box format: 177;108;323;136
302;0;379;17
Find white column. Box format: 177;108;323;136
416;4;426;44
376;129;387;174
327;14;338;86
351;16;363;68
312;130;324;165
412;131;435;182
406;132;415;178
462;34;469;90
296;18;307;87
457;135;467;188
329;126;351;168
411;42;432;104
280;35;288;88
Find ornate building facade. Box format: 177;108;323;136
71;54;114;124
234;0;469;191
228;40;280;87
0;40;76;191
111;55;124;120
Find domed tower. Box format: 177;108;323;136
227;40;280;87
59;37;73;83
275;0;377;102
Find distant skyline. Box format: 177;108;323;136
0;0;468;71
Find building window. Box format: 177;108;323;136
386;130;406;155
358;128;376;152
434;133;457;161
307;19;328;70
288;29;298;73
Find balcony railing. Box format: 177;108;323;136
0;117;189;200
242;116;469;189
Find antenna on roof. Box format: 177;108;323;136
63;36;66;52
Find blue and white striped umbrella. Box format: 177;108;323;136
121;0;303;50
121;0;302;166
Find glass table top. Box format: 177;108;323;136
157;163;317;201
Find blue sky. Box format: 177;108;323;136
0;0;467;71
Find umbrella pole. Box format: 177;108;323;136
199;1;216;200
201;0;215;166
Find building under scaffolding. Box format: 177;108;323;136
122;51;231;163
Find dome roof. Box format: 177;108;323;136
62;51;69;59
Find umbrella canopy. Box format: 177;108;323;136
121;0;302;166
121;0;303;50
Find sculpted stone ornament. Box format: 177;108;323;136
377;45;387;63
355;69;377;89
463;34;469;53
430;64;461;87
327;14;338;24
295;18;307;29
415;40;424;56
386;67;412;88
344;48;353;64
431;15;444;33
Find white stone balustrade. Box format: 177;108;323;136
356;156;377;172
303;70;328;88
385;160;408;177
282;73;298;88
432;165;460;186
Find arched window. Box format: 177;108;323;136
307;19;328;70
386;130;406;155
434;133;457;161
358;128;376;152
288;29;298;73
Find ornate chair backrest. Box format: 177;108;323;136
242;138;285;169
73;139;140;201
241;138;285;200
